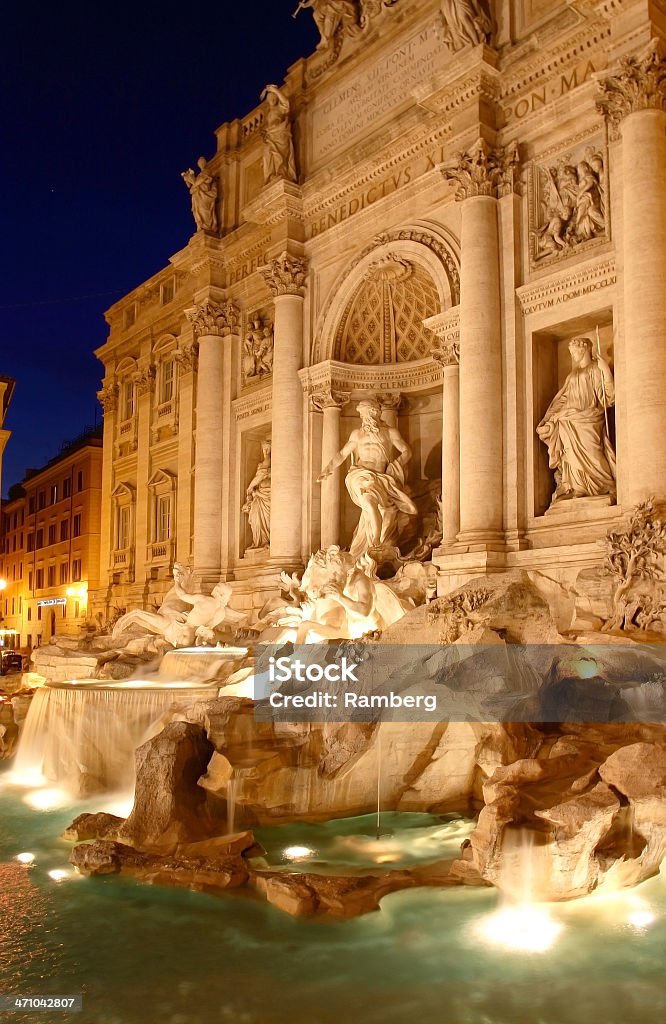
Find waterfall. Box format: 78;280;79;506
10;683;211;797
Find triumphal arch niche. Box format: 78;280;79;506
94;0;666;620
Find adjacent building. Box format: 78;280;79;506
0;428;103;649
92;0;666;621
0;376;15;506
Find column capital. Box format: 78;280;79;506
310;387;350;412
133;364;156;397
97;382;119;413
261;252;308;297
185;299;240;338
432;336;460;366
597;45;666;130
174;340;198;374
442;139;520;200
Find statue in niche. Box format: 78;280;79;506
318;397;417;559
534;149;606;260
181;157;219;234
537;336;616;505
439;0;492;51
242;318;274;382
261;546;414;643
242;441;272;550
293;0;361;51
260;85;297;185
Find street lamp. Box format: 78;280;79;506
0;578;7;592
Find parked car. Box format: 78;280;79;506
0;650;23;676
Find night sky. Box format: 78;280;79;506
1;1;317;496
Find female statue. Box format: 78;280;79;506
181;157;219;234
261;85;297;185
242;441;272;549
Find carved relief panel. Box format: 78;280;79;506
529;140;608;270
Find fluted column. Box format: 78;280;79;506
174;340;197;566
132;361;156;588
186;299;237;585
432;338;460;546
443;140;518;545
598;50;666;506
312;388;350;549
262;254;308;567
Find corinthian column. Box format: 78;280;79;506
598;49;666;506
261;253;308;567
432;334;460;546
311;387;350;549
443;140;518;546
186;299;238;585
97;381;119;589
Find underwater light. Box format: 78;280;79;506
16;852;35;865
476;904;563;954
283;846;315;861
23;788;69;811
47;869;69;882
628;909;656;929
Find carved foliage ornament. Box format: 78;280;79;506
133;365;156;397
310;387;351;412
186;300;241;338
261;253;308;297
443;139;520;200
597;47;666;130
97;383;119;413
174;341;198;373
431;336;460;366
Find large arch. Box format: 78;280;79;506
311;221;460;366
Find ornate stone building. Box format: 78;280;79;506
93;0;666;618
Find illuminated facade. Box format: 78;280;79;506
0;429;103;648
0;376;15;509
94;0;666;621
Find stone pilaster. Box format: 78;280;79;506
311;387;350;549
262;253;308;568
132;361;155;588
442;140;518;546
174;341;197;566
432;337;460;547
97;381;118;589
598;48;666;506
186;299;239;585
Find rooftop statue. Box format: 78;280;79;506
260;85;297;185
439;0;492;51
318;397;417;560
293;0;361;51
181;157;219;234
537;336;616;504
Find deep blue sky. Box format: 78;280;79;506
1;1;317;496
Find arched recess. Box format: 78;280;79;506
312;222;460;366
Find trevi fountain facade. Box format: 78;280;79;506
4;1;666;1022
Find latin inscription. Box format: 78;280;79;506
502;60;597;123
311;23;443;164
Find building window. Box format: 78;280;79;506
73;514;82;538
28;497;35;515
118;506;131;550
38;491;46;511
74;601;80;619
12;564;16;580
27;633;32;649
72;559;82;582
121;381;135;421
124;305;136;329
18;562;22;579
63;477;72;499
27;607;31;622
18;596;22;613
27;533;34;553
36;569;44;589
36;530;43;550
160;280;174;305
160;360;174;405
60;520;69;542
48;524;57;545
60;562;69;585
156;494;172;542
47;565;56;587
37;607;42;621
28;571;33;591
62;604;67;618
77;471;84;493
11;598;15;614
12;535;16;552
50;484;58;505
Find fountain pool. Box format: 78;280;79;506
2;771;666;1024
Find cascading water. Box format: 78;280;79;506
9;682;212;797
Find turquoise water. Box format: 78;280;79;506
1;778;666;1024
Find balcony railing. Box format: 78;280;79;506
148;540;174;565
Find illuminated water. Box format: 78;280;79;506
1;775;666;1024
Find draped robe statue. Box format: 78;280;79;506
242;442;271;549
537;336;616;504
318;398;417;558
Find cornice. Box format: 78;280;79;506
517;255;616;316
